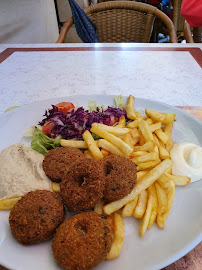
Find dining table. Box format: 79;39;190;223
0;43;201;270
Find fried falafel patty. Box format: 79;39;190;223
52;211;113;270
60;159;105;212
99;155;137;202
9;190;65;245
42;147;86;183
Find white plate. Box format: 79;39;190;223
0;95;202;270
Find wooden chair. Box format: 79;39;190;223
57;1;177;43
184;20;193;43
172;0;185;41
184;21;202;43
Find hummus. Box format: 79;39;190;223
0;143;52;200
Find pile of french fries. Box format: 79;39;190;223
60;95;191;259
0;95;191;260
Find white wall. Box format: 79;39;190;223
0;0;59;43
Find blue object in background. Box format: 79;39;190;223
68;0;99;43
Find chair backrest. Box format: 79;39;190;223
57;1;177;43
172;0;184;33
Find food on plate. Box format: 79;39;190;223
99;156;137;203
2;93;196;270
52;211;113;270
97;139;125;156
60;159;105;211
133;190;148;219
0;143;52;202
94;199;105;214
0;197;22;210
31;127;61;155
106;212;124;260
42;146;86;183
170;142;202;182
90;126;133;157
60;139;88;148
38;101;127;140
82;130;104;160
103;159;172;215
122;196;138;217
9;190;65;245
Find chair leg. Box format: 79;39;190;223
193;27;202;43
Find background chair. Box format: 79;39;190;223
184;20;193;43
57;1;177;43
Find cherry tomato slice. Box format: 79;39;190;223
104;116;119;126
42;121;55;134
55;102;75;114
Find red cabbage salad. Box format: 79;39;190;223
28;95;129;155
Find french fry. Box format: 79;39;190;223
94;199;105;214
101;148;109;157
156;180;175;229
139;194;153;237
161;113;176;124
133;140;155;152
82;130;104;160
164;123;173;153
147;184;158;229
132;152;159;164
103;159;172;215
130;128;140;139
166;167;172;174
145;109;165;122
84;150;94;159
122;196;138;217
0;197;22;210
131;136;139;146
97;139;125;156
155;129;168;144
138;120;154;142
122;134;135;149
52;182;60;193
116;115;126;128
165;173;191;186
106;212;124;260
135;112;143;119
131;151;148;157
91;126;133;157
91;123;130;136
153;133;160;147
155;182;168;214
157;173;170;190
138;130;146;146
125;95;137;120
159;141;170;159
146;118;153;125
127;119;141;128
133;190;148;219
149;122;162;133
136;160;161;171
153;145;159;156
60;139;87;148
137;170;150;182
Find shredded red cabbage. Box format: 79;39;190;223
39;105;128;140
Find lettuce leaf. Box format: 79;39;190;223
114;95;125;109
88;100;98;112
31;128;61;155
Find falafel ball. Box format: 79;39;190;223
60;159;105;212
9;190;65;245
43;147;86;183
52;211;113;270
99;155;137;202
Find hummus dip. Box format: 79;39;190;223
0;143;52;200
